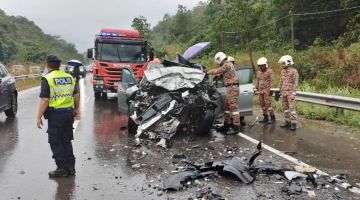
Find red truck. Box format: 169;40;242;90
87;28;157;99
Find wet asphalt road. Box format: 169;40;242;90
0;76;359;200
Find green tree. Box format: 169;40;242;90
131;16;152;41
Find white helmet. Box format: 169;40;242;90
227;56;235;63
257;57;268;68
214;52;227;65
278;55;294;66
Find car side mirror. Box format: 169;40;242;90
87;48;93;59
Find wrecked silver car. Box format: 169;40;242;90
126;59;220;147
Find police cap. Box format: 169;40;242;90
47;55;61;63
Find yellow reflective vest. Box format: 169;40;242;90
44;70;75;109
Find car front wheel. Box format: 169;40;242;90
5;93;17;118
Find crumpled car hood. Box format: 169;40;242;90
144;66;205;91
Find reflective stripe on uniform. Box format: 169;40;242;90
290;111;297;114
284;110;290;113
45;70;75;109
225;111;231;114
232;111;240;115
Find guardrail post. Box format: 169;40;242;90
336;107;344;116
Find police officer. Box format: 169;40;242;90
207;52;240;134
256;57;275;124
37;55;80;177
278;55;299;131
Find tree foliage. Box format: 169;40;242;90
131;16;152;41
151;0;360;53
0;9;82;65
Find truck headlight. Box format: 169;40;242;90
95;80;104;84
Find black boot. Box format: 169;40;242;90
49;168;69;178
259;115;269;123
290;123;297;131
216;124;230;133
66;158;76;176
226;125;240;135
280;121;291;128
268;115;275;124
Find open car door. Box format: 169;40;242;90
117;67;137;113
213;66;254;124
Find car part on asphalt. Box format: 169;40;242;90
164;142;263;190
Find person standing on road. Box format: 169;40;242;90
72;64;81;84
226;56;246;126
207;52;240;134
256;57;275;124
36;55;80;177
278;55;299;131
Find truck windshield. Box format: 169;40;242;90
97;43;147;63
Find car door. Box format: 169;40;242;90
117;67;137;113
213;67;254;118
0;64;9;110
236;67;254;116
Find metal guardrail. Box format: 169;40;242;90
14;74;41;80
270;88;360;112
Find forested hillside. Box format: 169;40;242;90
0;9;82;65
149;0;360;90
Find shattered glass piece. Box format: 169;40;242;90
157;138;167;148
349;187;360;194
284;171;308;181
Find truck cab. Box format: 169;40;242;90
87;28;156;99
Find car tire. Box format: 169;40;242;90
5;93;17;118
94;92;101;99
196;109;215;137
127;119;138;135
127;103;137;134
102;92;107;99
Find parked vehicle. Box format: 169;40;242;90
0;63;18;118
87;28;158;99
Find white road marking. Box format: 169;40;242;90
237;132;328;176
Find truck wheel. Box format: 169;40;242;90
128;119;138;135
94;92;101;99
102;92;107;99
196;109;215;137
5;93;17;118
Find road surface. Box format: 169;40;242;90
0;76;359;199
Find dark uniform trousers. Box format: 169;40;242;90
47;110;75;169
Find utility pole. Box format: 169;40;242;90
289;10;295;51
221;31;224;52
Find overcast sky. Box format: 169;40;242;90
0;0;202;52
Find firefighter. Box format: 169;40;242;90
278;55;299;131
207;52;240;134
256;57;275;124
228;56;235;65
37;55;80;177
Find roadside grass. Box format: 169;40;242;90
16;77;40;91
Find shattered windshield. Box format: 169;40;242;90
97;43;147;63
